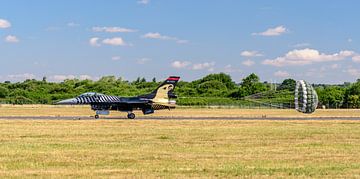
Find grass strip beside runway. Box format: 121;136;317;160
0;119;360;177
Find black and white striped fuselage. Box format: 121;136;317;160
75;95;122;104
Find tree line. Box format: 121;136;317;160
0;73;359;108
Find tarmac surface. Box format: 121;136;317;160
1;116;360;120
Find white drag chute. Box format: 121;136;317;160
243;80;318;114
294;80;318;114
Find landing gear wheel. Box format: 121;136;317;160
127;113;135;119
95;114;99;119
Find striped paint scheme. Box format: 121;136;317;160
75;95;121;104
152;104;172;110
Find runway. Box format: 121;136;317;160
1;116;360;120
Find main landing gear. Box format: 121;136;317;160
127;112;136;119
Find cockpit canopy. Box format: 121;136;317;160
79;92;104;97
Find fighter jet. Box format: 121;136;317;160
56;76;180;119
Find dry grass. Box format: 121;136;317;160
0;105;360;177
0;104;359;118
0;120;360;178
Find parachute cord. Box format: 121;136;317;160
242;98;292;109
242;90;294;109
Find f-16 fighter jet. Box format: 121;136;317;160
56;76;180;119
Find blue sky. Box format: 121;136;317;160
0;0;359;83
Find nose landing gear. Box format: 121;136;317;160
127;112;135;119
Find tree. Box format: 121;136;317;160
348;95;360;108
242;73;260;86
134;77;141;85
98;76;117;83
0;73;355;106
0;86;9;98
317;86;345;108
199;73;236;90
343;81;360;108
197;80;227;96
278;78;296;91
241;73;267;94
230;73;267;98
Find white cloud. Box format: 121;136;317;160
79;75;92;80
92;26;137;33
0;19;11;28
252;25;288;36
240;50;263;57
142;32;188;44
50;74;93;82
5;35;19;43
7;73;36;81
242;59;255;66
171;61;191;69
90;37;128;46
192;62;215;71
67;22;80;27
171;61;215;71
274;71;290;78
111;56;121;61
102;37;127;46
138;0;150;4
137;58;151;64
348;38;353;43
347;68;360;77
89;37;101;47
143;32;175;40
353;55;360;63
51;75;75;81
262;48;355;67
339;51;355;56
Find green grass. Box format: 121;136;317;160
0;120;360;178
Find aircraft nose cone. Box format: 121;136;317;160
56;98;78;105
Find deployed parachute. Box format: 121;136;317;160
243;80;318;114
294;80;318;114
